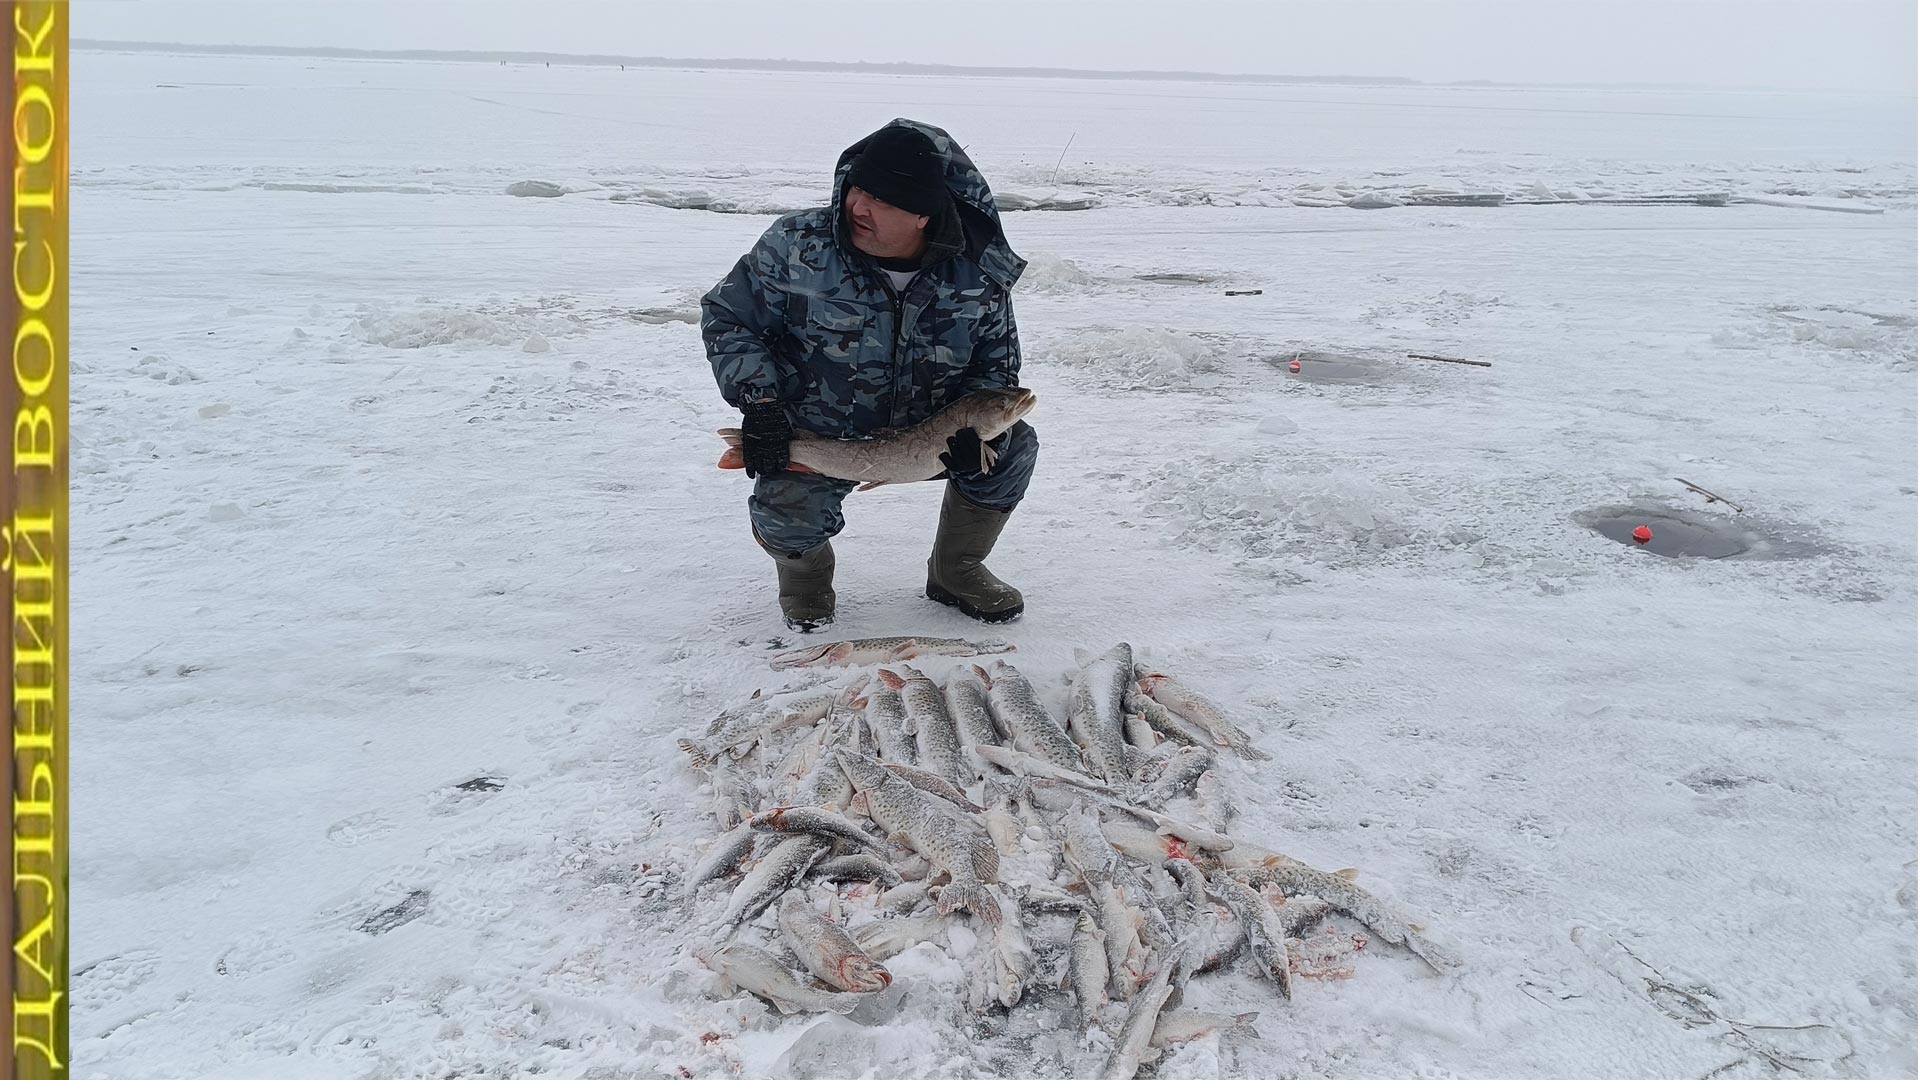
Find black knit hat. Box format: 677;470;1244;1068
846;126;948;217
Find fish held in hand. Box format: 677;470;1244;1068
719;387;1037;489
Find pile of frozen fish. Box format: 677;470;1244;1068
675;636;1452;1079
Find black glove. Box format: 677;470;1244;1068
739;400;792;479
938;427;990;478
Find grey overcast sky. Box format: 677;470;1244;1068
81;0;1917;93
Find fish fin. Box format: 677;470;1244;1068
875;668;905;690
677;738;713;770
1335;868;1361;882
856;479;891;492
1063;880;1089;895
887;642;920;661
1072;647;1092;667
979;442;1000;474
750;689;764;700
717;427;744;446
719;447;745;469
972;663;992;686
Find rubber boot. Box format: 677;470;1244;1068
925;485;1024;622
756;533;836;633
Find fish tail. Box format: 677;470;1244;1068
677;738;713;770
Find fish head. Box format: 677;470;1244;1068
839;956;894;993
834;750;889;792
958;386;1038;442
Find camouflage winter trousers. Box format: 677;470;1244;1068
751;421;1039;556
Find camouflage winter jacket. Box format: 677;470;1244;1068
702;119;1028;440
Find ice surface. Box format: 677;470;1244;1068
73;48;1915;1080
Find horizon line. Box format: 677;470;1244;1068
73;38;1850;95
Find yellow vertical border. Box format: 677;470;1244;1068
8;1;65;1076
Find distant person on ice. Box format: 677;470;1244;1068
702;119;1036;632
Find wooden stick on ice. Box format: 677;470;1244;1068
1675;477;1745;513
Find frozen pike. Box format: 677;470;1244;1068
773;721;831;796
1150;1009;1259;1051
722;835;831;928
836;751;1002;926
746;806;888;855
1094;879;1147;1000
1100;948;1187;1080
882;762;983;811
1231;856;1453;972
794;690;864;808
1147;746;1215;807
1068;644;1136;786
983;802;1024;854
684;821;758;897
1058;802;1120;885
945;665;1004;757
1100;815;1221;868
695;942;868;1015
704;756;761;831
1207;869;1293;998
1193;909;1248;975
979;660;1088;773
1124;688;1214;750
1192;768;1236;834
769;635;1016;672
1163;857;1209;915
1122;711;1158;751
810;853;904;888
1135;665;1270;761
972;744;1113;794
1273;895;1333;937
777;892;894;993
880;666;969;788
799;738;856;810
720;387;1038;490
1068;909;1111;1028
1105;804;1237;854
852;914;950;961
860;682;917;765
678;697;827;769
877;879;933;916
978;885;1032;1008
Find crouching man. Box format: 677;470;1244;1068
702;119;1038;631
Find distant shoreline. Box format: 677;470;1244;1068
74;38;1756;94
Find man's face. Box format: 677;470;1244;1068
846;186;930;260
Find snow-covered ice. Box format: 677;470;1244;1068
75;49;1914;1079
